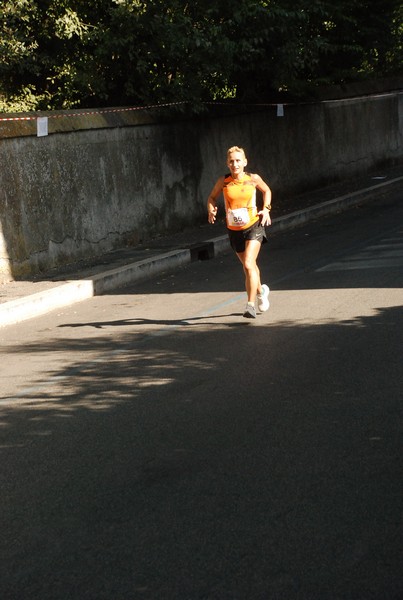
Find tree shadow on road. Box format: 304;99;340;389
0;305;402;600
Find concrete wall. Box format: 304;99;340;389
0;91;402;281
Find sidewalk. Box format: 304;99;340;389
1;164;402;327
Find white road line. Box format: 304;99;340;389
317;230;403;272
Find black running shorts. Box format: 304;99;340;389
228;220;268;253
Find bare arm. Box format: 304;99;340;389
252;173;272;227
207;176;225;224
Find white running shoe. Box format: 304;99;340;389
257;284;270;312
243;303;256;319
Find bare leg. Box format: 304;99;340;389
236;239;263;304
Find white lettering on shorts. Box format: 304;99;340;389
228;207;250;227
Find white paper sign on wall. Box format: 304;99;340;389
37;117;49;137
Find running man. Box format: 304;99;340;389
207;145;272;318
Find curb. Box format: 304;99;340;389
1;175;402;328
272;175;403;232
0;249;191;328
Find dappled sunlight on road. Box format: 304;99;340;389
0;298;401;435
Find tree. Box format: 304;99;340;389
0;0;103;111
0;0;402;112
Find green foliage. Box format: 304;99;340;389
0;0;402;112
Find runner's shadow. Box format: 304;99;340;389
57;313;245;329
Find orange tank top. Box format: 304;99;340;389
222;173;259;231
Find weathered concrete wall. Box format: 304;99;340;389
0;91;402;280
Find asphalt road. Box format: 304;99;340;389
0;188;402;600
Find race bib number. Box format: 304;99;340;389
228;207;250;227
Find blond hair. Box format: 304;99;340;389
227;146;246;159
